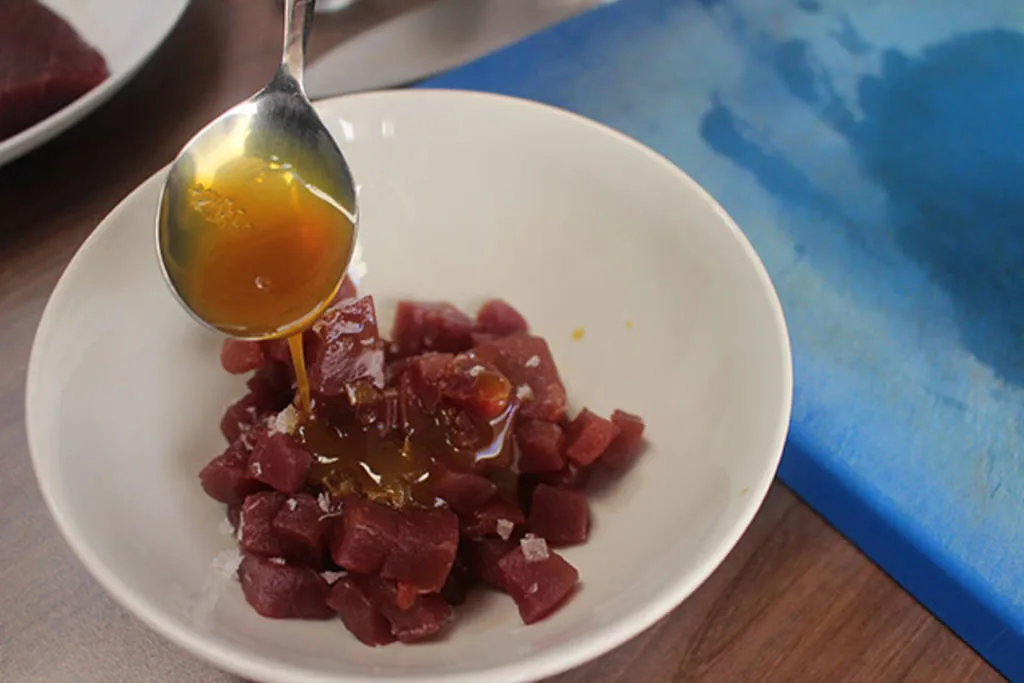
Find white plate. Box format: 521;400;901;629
26;90;792;683
0;0;191;166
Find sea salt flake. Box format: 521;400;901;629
496;518;515;540
318;491;332;513
516;384;534;402
520;534;549;563
525;355;541;368
211;548;242;578
251;462;263;477
273;405;300;435
218;517;235;537
468;365;486;377
268;557;286;565
286;498;298;511
321;570;347;585
527;582;539;595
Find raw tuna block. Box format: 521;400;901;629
516;419;566;473
238;492;290;557
381;508;459;593
330;495;398;573
471;335;567;422
326;577;395;646
529;484;589;546
440;355;512;420
219;394;265;445
533;461;590;490
565;409;620;467
238;554;332;619
248;432;313;494
354;575;454;643
307;296;386;395
475;299;529;338
391;301;474;357
497;544;579;624
220;339;266;374
199;442;265;504
246;361;294;412
465;537;518;588
430;464;497;515
461;497;526;539
272;493;326;565
602;409;646;469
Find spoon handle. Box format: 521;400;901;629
282;0;316;86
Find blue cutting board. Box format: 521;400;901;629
420;0;1024;678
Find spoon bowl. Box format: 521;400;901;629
156;0;357;341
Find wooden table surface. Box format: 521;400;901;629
0;1;1007;681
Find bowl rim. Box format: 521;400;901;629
24;88;793;683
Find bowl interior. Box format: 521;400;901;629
26;90;791;682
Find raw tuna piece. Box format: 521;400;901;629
326;576;395;646
246;361;294;413
430;464;497;514
401;352;454;410
272;493;326;566
238;492;290;557
475;299;529;337
516;419;566;473
330;495;398;573
0;0;110;141
464;537;517;588
440;556;473;605
471;335;567;422
529;484;589;546
248;432;313;494
533;461;590;490
381;507;459;593
602;410;646;469
307;296;386;395
440;355;512;420
353;575;454;643
199;442;265;504
497;546;579;624
565;409;620;467
391;301;474;357
220;339;266;374
238;554;332;619
461;497;526;539
219;394;266;445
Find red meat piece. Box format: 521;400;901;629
238;492;290;557
248;432;312;494
401;352;454;410
516;419;566;473
471;335;567;422
440;556;473;606
391;301;474;357
0;0;110;141
430;464;497;514
440;355;512;420
381;507;459;593
220;339;266;374
237;554;332;619
272;493;326;566
497;546;579;624
246;362;294;413
326;576;395;646
461;497;526;539
534;461;590;489
475;299;529;337
602;409;646;469
307;296;386;395
199;442;265;504
329;495;398;573
219;394;266;445
565;409;620;466
529;484;589;546
353;575;454;643
464;537;517;588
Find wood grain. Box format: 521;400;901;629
0;1;1006;681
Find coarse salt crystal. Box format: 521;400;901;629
496;518;515;540
251;462;263;477
520;534;549;563
273;405;300;435
218;517;235;537
527;582;539;595
468;365;486;377
286;498;298;511
321;570;347;585
516;384;534;402
211;548;243;578
525;355;541;368
318;491;332;513
236;515;246;541
268;557;286;565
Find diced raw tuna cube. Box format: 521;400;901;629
330;495;398;573
272;493;326;566
199;442;265;504
239;492;290;557
220;393;266;445
391;301;474;357
430;464;497;514
402;352;454;410
246;361;294;412
471;335;567;422
238;554;332;619
248;432;313;494
326;576;395;646
602;409;646;469
464;537;517;588
440;355;512;420
533;461;590;490
220;339;266;374
461;497;526;539
529;484;589;546
441;556;473;605
516;419;566;473
307;296;386;395
475;299;529;337
381;508;459;593
565;409;620;466
497;546;579;624
353;575;454;643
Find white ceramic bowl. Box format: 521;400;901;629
26;90;792;683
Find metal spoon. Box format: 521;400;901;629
156;0;357;341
